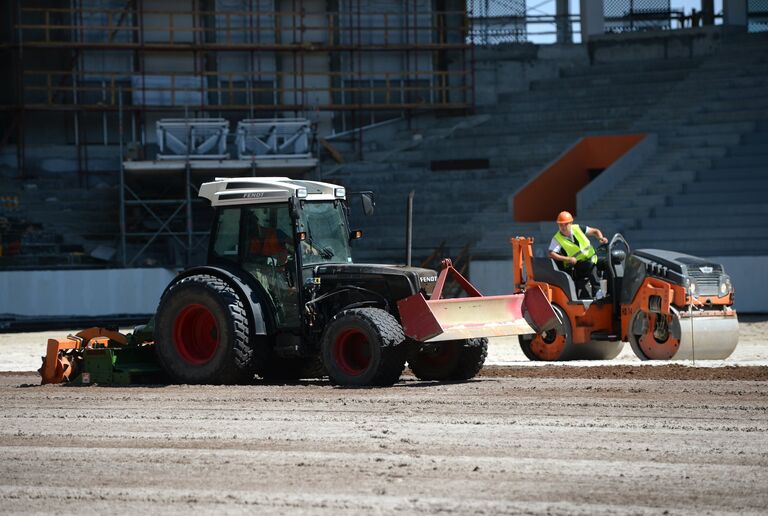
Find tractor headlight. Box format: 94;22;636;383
688;280;697;294
719;275;732;296
334;187;346;198
296;188;308;198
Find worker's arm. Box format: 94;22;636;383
586;226;609;245
549;250;577;265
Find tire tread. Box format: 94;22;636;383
156;274;255;384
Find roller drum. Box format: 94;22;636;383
673;313;739;360
628;307;739;361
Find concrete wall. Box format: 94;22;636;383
0;268;177;317
471;256;768;314
587;26;723;63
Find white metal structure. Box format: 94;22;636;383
156;118;230;160
235;119;312;160
199;177;345;207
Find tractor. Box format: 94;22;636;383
41;178;556;387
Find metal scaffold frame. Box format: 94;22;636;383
118;110;317;268
0;0;474;267
2;0;474;181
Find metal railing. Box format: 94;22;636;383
17;69;472;112
15;6;471;49
750;0;768;32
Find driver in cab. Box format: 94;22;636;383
247;214;290;266
548;211;608;300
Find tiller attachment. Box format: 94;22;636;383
38;328;128;384
398;259;559;343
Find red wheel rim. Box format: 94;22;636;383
334;328;371;376
530;329;566;361
637;313;680;360
173;304;219;365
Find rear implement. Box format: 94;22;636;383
39;325;163;385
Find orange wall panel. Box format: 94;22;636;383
513;134;645;222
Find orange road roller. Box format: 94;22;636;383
511;234;739;361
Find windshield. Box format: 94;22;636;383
299;201;353;266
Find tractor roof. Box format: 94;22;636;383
199;177;345;207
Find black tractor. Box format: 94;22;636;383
153;178;492;386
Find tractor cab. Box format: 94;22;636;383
201;178;360;329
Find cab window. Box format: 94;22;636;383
211;208;241;263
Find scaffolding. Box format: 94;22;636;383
0;1;473;267
120;114;318;267
3;1;473;181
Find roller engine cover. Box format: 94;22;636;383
621;249;730;305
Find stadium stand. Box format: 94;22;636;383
2;28;766;269
332;30;768;264
0;177;120;268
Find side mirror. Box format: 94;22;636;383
349;229;363;241
361;192;375;216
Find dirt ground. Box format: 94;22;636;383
0;368;766;514
0;317;766;514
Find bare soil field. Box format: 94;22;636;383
1;366;767;515
0;316;766;514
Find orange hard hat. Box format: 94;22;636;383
556;211;574;224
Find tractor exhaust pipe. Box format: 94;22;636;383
405;190;414;266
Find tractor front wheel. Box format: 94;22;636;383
408;338;488;381
321;308;406;386
155;274;255;384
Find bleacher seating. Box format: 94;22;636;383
0;178;119;268
332;31;768;264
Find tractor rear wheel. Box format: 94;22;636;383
155;274;255;384
408;338;488;381
321;308;407;386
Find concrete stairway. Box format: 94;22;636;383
332;49;722;264
575;32;768;258
471;31;768;260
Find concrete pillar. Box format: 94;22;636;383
579;0;605;42
723;0;748;27
556;0;572;44
701;0;715;26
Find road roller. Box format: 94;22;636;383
511;234;739;361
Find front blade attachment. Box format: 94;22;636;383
397;260;558;343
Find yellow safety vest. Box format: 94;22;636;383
554;225;597;265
